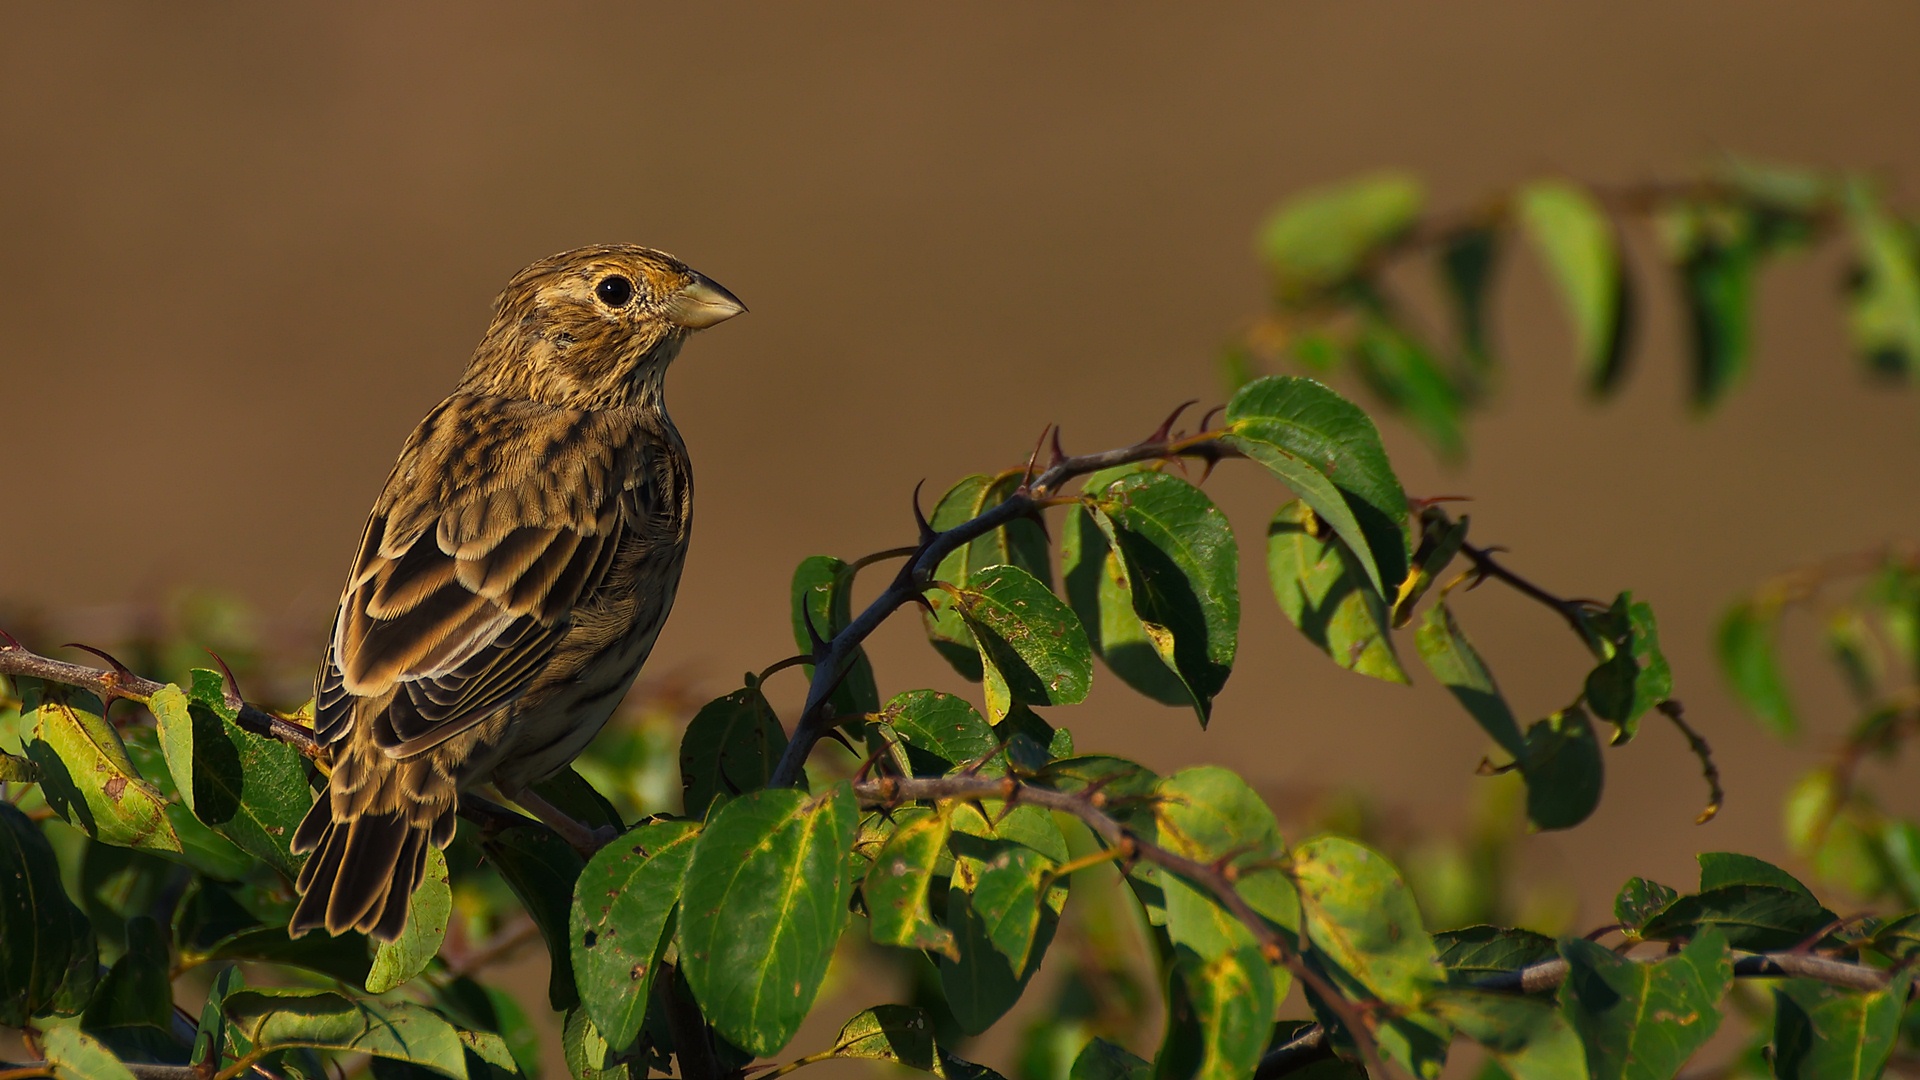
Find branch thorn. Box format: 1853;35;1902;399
911;479;936;546
206;649;246;713
1146;399;1198;445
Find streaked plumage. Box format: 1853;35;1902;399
289;245;742;941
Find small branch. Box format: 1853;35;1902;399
770;427;1234;787
0;1064;204;1080
1657;700;1724;824
0;639;320;758
1455;539;1596;640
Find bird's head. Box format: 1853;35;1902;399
464;244;745;409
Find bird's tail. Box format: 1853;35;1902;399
288;745;457;942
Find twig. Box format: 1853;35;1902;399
1456;539;1597;639
1657;700;1724;824
769;427;1236;788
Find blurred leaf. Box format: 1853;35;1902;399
1414;601;1523;756
1073;1038;1150;1080
0;802;96;1024
1354;311;1466;459
1155;945;1276;1080
1719;599;1798;737
1772;972;1908;1080
1641;853;1837;951
1613;877;1680;932
1438;224;1501;373
922;473;1055;681
1662;201;1760;409
681;783;857;1057
1268;500;1408;684
1155;766;1297;969
950;564;1093;722
1223;375;1410;596
865;810;957;960
1430;989;1589;1080
1521;707;1604;831
1518;181;1633;393
571;818;699;1056
791;555;881;721
1558;928;1732;1080
1433;925;1559;985
1260;172;1424;298
1842;180;1920;377
24;685;181;854
1392;510;1469;628
40;1026;137;1080
154;676;312;878
484;820;585;1011
1065;469;1240;723
1294;836;1447;1078
81;914;173;1034
367;846;450;993
225;989;468;1078
679;685;787;821
821;1004;942;1070
870;690;999;776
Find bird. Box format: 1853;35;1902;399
288;244;744;941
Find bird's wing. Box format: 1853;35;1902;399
315;397;645;758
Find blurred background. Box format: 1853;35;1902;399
4;3;1919;1073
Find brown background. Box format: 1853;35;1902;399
4;2;1919;1072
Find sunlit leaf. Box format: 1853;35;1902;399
681;784;857;1056
1414;601;1523;757
1433;925;1559;985
1613;877;1679;933
1558;928;1732;1080
224;989;469;1078
1772;972;1908;1080
24;685;180;854
571;819;699;1056
1640;852;1836;951
1259;172;1424;298
1155;945;1277;1080
1267;500;1408;684
949;564;1093;722
367;846;450;993
865;811;957;960
1223;375;1410;595
1154;766;1296;971
1518;180;1633;393
922;473;1054;681
40;1026;136;1080
154;676;312;878
1842;179;1920;376
869;690;998;776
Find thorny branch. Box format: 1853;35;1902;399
766;425;1236;788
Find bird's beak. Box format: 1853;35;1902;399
663;272;747;329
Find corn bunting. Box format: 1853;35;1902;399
289;245;743;940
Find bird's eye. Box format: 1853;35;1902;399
594;275;635;307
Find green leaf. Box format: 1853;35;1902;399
950;564;1093;722
1073;1038;1150;1080
1413;601;1523;756
1064;469;1240;722
224;989;469;1078
562;1006;633;1079
1719;599;1797;736
1438;225;1501;373
1259;172;1425;298
1662;201;1760;409
1521;707;1604;831
1353;311;1466;460
940;807;1067;1034
23;685;180;854
1580;593;1672;742
1517;180;1633;393
154;677;313;878
1154;766;1297;968
865;810;957;960
1613;878;1680;932
1842;180;1920;376
922;473;1055;681
82;914;173;1033
1433;925;1560;985
193;966;243;1074
1429;989;1589;1080
870;690;999;776
791;555;881;721
1392;510;1468;628
119;725;253;881
367;846;450;993
570;819;700;1054
1641;853;1837;951
679;685;788;820
484;820;586;1010
822;1004;941;1070
531;765;626;834
39;1026;137;1080
0;801;96;1024
1772;973;1908;1080
681;783;857;1057
1267;500;1408;684
1222;376;1410;596
1293;836;1447;1079
1154;945;1277;1080
1558;927;1733;1080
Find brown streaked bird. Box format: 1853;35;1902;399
288;244;743;941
